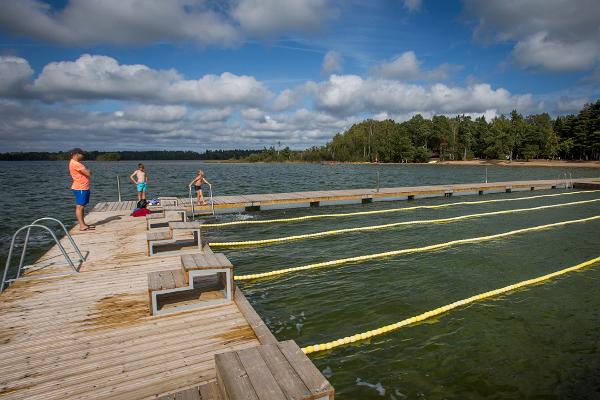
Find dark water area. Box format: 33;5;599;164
1;161;600;399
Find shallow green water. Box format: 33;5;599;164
1;161;600;398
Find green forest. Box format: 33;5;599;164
250;99;600;163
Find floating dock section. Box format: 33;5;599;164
94;178;599;215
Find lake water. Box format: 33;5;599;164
1;161;600;399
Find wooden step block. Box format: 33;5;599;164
163;205;188;212
147;212;166;220
147;270;187;292
170;221;202;230
215;340;334;400
181;253;233;271
147;230;173;241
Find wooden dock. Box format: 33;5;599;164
93;177;600;215
0;205;333;399
2;177;599;399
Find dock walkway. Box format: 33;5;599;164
93;178;600;215
0;210;261;399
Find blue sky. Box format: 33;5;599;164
0;0;598;151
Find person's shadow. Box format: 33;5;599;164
92;216;122;226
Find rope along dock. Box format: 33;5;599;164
210;197;600;247
302;255;600;354
203;190;598;228
234;215;600;281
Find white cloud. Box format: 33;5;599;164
0;0;336;46
33;54;180;101
0;0;238;46
556;97;590;113
28;54;272;107
0;56;33;96
371;51;421;80
241;108;266;120
403;0;422;12
272;88;304;111
312;74;535;115
513;32;599;72
233;0;335;37
464;0;600;72
122;105;187;122
370;51;462;81
321;51;343;75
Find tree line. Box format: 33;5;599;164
247;99;600;163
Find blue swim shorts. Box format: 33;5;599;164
73;189;90;206
137;182;147;192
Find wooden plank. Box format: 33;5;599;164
278;341;333;398
234;288;277;345
147;230;172;241
214;254;233;268
157;387;201;400
148;272;163;292
199;381;222;400
258;344;311;399
171;221;202;230
236;347;286;400
215;352;259;400
172;270;187;288
159;270;177;290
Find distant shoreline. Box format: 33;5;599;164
2;158;600;168
320;159;600;168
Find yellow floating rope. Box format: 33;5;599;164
302;255;600;354
203;190;596;229
211;198;600;248
234;215;600;281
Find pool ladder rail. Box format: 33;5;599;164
1;217;86;294
188;185;216;221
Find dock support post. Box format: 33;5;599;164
407;195;415;200
478;190;484;195
245;205;260;212
506;188;512;193
362;197;373;204
310;201;320;207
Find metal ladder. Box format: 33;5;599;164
1;217;85;293
188;185;215;221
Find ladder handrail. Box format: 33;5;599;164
209;185;215;216
18;217;85;273
2;224;78;294
189;185;215;218
189;186;195;221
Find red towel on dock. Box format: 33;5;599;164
131;208;151;217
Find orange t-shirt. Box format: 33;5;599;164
69;159;90;190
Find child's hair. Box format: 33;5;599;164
138;163;145;171
197;169;204;176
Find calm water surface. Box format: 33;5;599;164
1;161;600;399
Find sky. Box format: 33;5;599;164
0;0;599;152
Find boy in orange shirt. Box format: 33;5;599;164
69;148;94;231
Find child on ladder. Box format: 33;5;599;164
129;163;148;201
188;170;211;205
